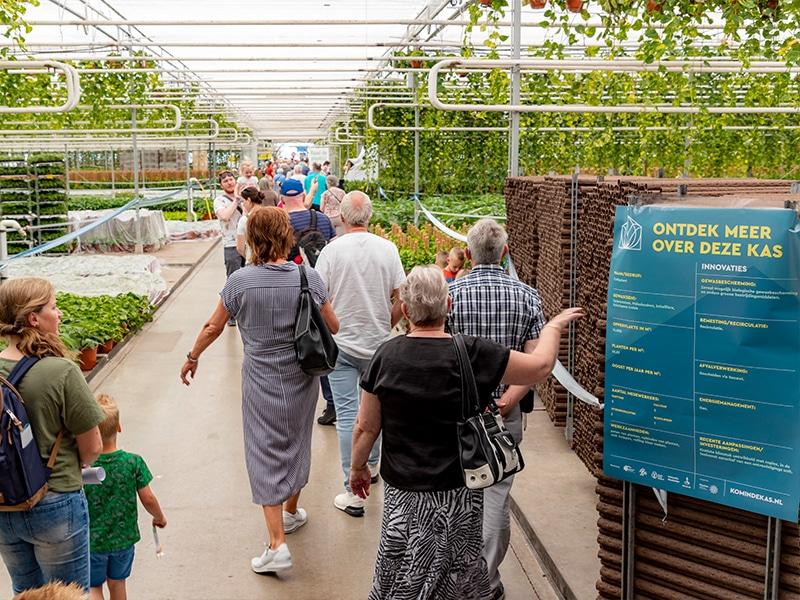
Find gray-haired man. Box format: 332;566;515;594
447;218;545;600
314;191;406;517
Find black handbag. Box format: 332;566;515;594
294;264;338;376
453;334;525;489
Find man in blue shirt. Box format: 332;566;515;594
281;178;335;262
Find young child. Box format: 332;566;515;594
235;159;259;196
442;247;466;283
434;251;449;270
86;394;167;600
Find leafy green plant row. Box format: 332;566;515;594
57;292;153;350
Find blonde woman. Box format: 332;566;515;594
0;278;104;594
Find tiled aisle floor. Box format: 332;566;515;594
1;244;556;600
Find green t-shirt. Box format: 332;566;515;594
86;449;153;553
303;172;327;207
0;357;104;493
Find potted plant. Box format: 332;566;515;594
79;345;99;371
479;0;493;6
566;0;584;12
529;0;547;7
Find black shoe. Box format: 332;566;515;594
317;406;336;425
369;464;380;484
490;583;505;600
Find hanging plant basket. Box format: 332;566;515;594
529;0;547;8
646;0;664;13
566;0;584;12
479;0;493;6
79;346;98;371
410;59;423;69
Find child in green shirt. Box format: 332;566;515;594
85;394;167;600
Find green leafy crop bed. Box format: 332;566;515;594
57;293;153;350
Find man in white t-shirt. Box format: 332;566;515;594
213;170;243;326
314;191;406;517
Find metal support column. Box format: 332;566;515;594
411;71;421;227
507;0;522;177
63;147;70;199
763;517;783;600
132;107;143;253
185;121;194;221
566;167;580;443
621;481;636;600
109;150;116;197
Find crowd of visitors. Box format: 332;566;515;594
0;155;583;600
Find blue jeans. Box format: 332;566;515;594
328;349;380;490
320;375;334;410
0;491;90;594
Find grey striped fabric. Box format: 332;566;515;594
221;262;328;506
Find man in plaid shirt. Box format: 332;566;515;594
447;218;545;600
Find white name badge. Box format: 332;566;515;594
20;424;33;448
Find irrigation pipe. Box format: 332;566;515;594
414;196;602;408
0;61;81;114
369;104;800;132
429;59;800;114
24;18;730;29
0;104;183;136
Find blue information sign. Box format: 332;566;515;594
603;206;800;520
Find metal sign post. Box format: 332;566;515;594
507;0;521;178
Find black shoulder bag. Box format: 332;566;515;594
453;334;525;489
294;264;338;376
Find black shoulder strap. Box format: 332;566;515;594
310;209;318;231
7;355;40;388
298;264;309;292
453;334;480;419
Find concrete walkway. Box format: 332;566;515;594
1;245;556;600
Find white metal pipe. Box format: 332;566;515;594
25;18;728;29
368;104;800;131
0;60;81;113
0;104;182;135
428;58;800;114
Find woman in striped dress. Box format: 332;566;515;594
349;266;582;600
180;207;339;573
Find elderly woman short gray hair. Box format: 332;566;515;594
326;174;339;189
400;265;449;325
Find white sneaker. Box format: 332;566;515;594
251;543;292;573
334;490;365;517
283;508;308;534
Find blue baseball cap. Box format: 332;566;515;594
280;178;304;197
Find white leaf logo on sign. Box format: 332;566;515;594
619;216;643;251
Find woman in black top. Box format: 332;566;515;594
350;265;582;600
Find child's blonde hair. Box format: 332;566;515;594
14;582;87;600
240;159;254;170
435;251;448;268
449;247;466;265
96;394;120;442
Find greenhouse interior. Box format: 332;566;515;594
1;0;800;599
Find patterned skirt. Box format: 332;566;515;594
369;484;492;600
